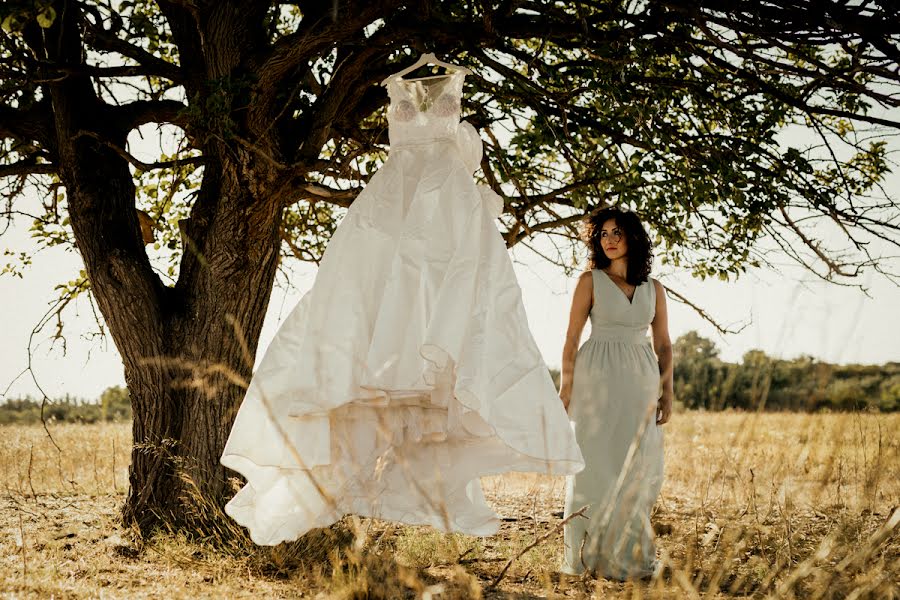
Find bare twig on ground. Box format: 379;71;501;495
487;505;589;591
17;506;27;581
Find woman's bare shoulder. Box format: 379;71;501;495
576;271;595;291
572;271;594;309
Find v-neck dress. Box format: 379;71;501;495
562;269;664;579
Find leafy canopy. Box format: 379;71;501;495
1;1;898;315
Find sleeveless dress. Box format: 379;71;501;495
220;70;584;546
562;270;664;579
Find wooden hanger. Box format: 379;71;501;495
380;52;472;86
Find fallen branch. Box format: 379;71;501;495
487;505;589;591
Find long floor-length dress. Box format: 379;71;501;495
562;269;664;579
220;70;584;546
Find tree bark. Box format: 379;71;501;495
128;142;285;532
53;116;283;533
40;0;286;534
62;134;284;533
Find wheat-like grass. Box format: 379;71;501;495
1;412;897;598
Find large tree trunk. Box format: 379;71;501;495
121;260;280;531
44;0;288;534
58;134;283;532
60;142;284;531
48;64;283;537
120;151;284;531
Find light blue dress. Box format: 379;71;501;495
562;269;664;579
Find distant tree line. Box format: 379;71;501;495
0;386;131;425
548;331;897;412
3;344;897;425
672;332;898;412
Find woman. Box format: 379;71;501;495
559;207;674;579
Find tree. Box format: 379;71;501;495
1;1;898;533
100;385;132;421
879;373;900;412
673;331;724;410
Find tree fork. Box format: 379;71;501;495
35;0;286;534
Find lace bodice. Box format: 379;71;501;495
386;70;465;146
383;68;503;218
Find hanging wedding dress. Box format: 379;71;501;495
221;65;584;546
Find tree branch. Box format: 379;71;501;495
777;206;857;278
286;182;359;208
74;130;203;172
42;63;180;80
664;286;750;335
83;23;184;84
510;211;587;247
154;0;205;91
0;160;56;178
255;1;402;95
0;102;55;147
111;99;190;132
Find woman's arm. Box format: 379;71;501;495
651;279;674;425
559;272;593;412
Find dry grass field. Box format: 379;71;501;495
1;412;897;599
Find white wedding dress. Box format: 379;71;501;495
221;69;584;546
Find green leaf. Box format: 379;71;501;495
36;6;56;28
1;13;26;32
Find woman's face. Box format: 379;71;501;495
600;218;628;261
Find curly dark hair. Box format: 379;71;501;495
582;207;653;286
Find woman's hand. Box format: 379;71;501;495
657;390;673;425
651;280;675;426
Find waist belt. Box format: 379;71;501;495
589;326;650;345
